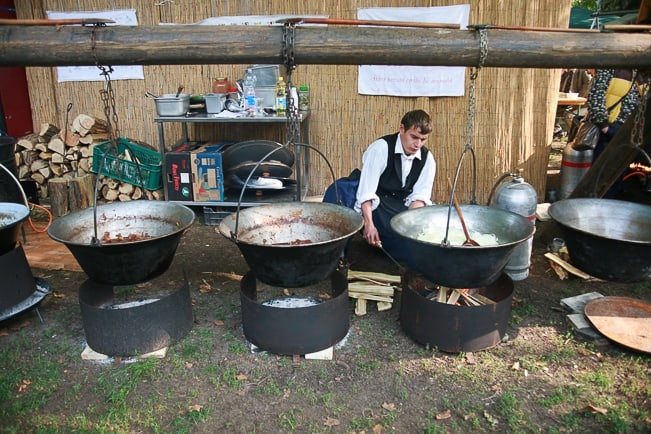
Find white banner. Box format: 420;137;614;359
47;9;144;82
357;5;470;97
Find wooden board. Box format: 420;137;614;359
19;225;82;272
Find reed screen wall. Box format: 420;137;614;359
15;0;570;203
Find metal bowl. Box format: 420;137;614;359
391;205;534;288
219;202;363;287
0;202;30;255
549;198;651;282
48;201;195;285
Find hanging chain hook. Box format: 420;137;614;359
282;22;300;146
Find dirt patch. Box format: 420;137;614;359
1;212;650;433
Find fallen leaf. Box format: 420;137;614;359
319;293;332;300
188;404;203;412
465;352;476;365
436;409;451;420
283;288;290;296
0;330;8;337
199;279;212;293
213;319;224;326
53;292;65;298
585;404;608;415
17;379;31;393
323;416;340;427
511;361;520;370
185;361;193;368
235;373;248;381
372;424;383;433
382;402;396;411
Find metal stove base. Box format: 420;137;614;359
400;272;514;353
240;269;350;355
78;276;193;357
0;244;51;322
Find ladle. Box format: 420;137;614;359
175;86;184;98
144;91;159;98
448;178;479;247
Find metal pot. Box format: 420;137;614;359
0;202;30;255
390;205;534;288
549;198;651;282
218;202;363;287
48;201;195;285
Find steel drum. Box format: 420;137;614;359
48;201;195;285
391;205;534;288
219;202;363;287
549;198;651;282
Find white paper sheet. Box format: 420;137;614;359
46;9;144;82
357;5;470;97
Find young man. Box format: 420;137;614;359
354;109;436;265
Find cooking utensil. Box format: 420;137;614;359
222;140;295;169
548;198;651;282
390;205;533;288
448;178;479;246
47;201;195;285
145;91;159;98
227;160;293;180
175;85;184;98
218;202;363;287
376;242;405;272
0;202;30;255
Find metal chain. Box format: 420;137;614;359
282;22;300;145
630;74;649;149
91;24;120;143
463;29;488;150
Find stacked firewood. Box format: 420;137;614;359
348;270;401;316
15;114;162;215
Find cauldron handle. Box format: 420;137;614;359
444;144;477;245
0;162;29;208
231;142;339;240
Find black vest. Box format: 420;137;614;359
376;133;429;213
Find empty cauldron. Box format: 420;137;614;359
48;201;195;285
219;202;363;287
0;202;30;255
391;205;534;288
549;198;651;282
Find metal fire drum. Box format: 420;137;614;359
0;244;50;321
240;269;350;355
400;272;514;353
78;276;193;357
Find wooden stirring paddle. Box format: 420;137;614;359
448;178;479;246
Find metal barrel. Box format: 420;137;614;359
560;143;593;199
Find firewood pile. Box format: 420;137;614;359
348;270;401;316
15;114;163;216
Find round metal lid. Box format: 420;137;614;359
222;140;295;170
584;296;651;354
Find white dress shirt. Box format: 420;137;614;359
354;135;436;213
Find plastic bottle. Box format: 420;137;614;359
242;68;258;116
289;86;299;116
298;86;310;112
275;76;286;116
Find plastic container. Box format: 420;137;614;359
212;77;230;94
154;94;190;117
247;64;280;87
243;68;258;115
298;86;310;112
91;138;163;190
204;93;227;113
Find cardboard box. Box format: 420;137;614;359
191;144;227;202
164;142;203;201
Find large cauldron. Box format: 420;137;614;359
219;202;363;287
0;202;30;255
48;201;195;285
391;205;534;288
549;198;651;282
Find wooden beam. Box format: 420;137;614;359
0;25;649;68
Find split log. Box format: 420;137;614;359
30;172;45;185
16;133;38;150
38;123;59;142
67;174;95;212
